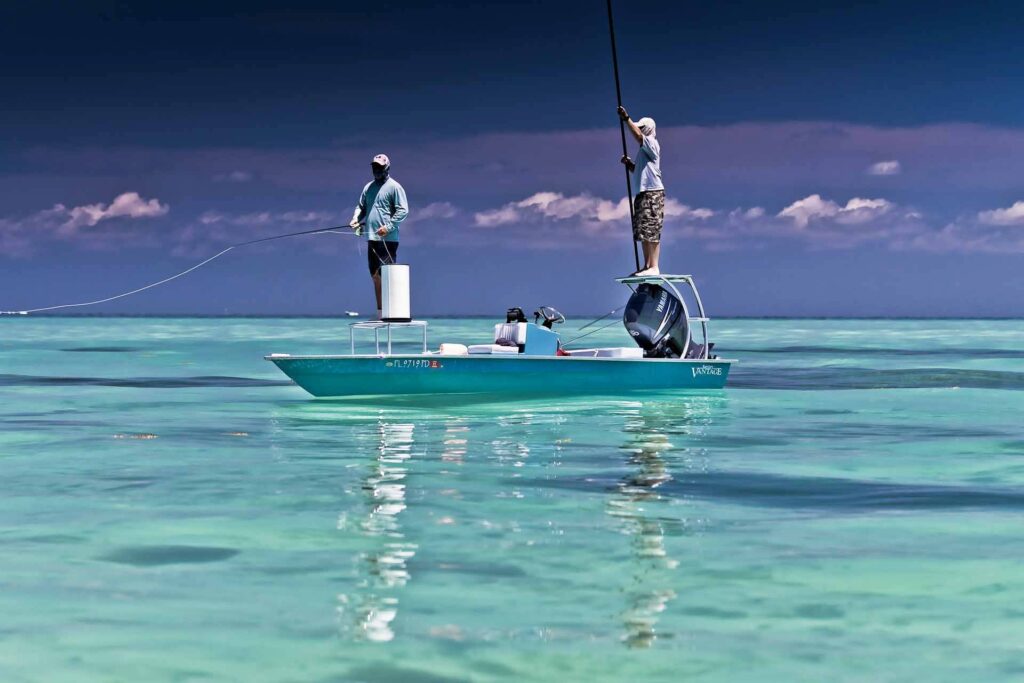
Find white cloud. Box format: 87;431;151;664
834;197;895;224
61;192;168;232
665;198;714;220
726;207;766;224
977;201;1024;226
475;192;629;227
778;194;893;228
867;160;901;176
777;194;839;227
198;209;336;227
474;192;711;231
474;205;521;227
0;191;169;256
521;192;628;223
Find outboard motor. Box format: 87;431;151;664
623;284;690;358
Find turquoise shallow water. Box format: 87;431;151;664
2;317;1024;682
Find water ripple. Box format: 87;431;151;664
728;345;1024;359
0;373;291;388
98;545;240;566
731;367;1024;391
535;470;1024;512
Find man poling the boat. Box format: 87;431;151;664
349;154;409;320
618;106;664;277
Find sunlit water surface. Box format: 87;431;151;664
2;317;1024;682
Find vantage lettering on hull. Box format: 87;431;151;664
692;364;723;378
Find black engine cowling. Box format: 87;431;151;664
623;283;690;358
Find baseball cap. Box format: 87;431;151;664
635;118;656;136
372;154;390;168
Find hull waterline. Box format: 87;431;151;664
266;354;732;398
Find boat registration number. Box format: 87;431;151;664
385;359;443;369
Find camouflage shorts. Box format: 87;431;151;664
633;190;665;243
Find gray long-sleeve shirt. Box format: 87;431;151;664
355;177;408;241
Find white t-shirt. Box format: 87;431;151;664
632;135;664;193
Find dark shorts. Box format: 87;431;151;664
633;190;665;243
367;240;399;276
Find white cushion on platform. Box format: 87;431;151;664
438;343;469;356
468;344;520;355
595;347;644;358
564;348;599;357
564;347;643;358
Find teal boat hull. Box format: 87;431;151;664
266;354;732;398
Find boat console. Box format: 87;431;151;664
470;318;561;355
533;306;566;329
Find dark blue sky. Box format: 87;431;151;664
2;1;1023;316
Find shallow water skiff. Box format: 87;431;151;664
267;275;733;398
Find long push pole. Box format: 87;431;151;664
606;0;641;273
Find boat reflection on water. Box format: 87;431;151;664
337;418;418;643
275;392;724;648
607;397;716;648
441;418;468;463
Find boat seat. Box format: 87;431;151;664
494;321;562;356
468;344;520;355
493;323;528;346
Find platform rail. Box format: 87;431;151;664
615;274;711;359
349;320;429;355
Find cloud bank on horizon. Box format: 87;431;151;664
4;120;1024;256
5;188;1024;259
0;192;168;256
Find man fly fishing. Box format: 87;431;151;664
618;106;664;276
349;154;409;319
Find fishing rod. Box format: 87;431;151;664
577;304;626;332
1;224;357;315
563;317;623;346
606;0;641;273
